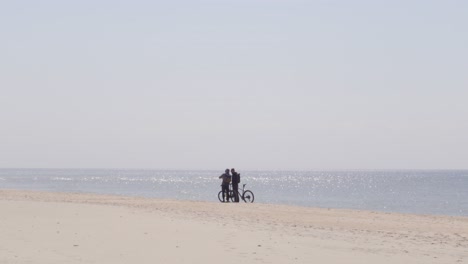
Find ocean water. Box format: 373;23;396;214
0;169;467;216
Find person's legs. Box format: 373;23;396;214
233;184;239;202
225;185;230;202
221;185;225;202
222;185;229;202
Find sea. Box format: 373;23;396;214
1;169;467;217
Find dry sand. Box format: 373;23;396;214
1;190;467;264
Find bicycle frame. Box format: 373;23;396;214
229;184;248;202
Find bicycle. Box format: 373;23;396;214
218;183;254;203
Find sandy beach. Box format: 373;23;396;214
0;190;467;264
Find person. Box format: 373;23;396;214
231;168;240;202
218;169;231;202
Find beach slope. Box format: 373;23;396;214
1;190;467;263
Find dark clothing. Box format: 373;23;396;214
232;183;239;202
219;173;231;186
231;172;240;184
231;171;240;202
221;184;230;202
219;172;231;202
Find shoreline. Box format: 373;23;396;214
1;189;468;263
2;168;467;217
2;187;467;218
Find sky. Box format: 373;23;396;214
1;0;467;170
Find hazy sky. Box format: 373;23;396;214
1;0;467;170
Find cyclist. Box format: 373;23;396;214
231;168;240;202
218;169;231;202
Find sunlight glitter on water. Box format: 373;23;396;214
0;169;467;216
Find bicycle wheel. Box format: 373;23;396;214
242;190;254;203
218;191;226;202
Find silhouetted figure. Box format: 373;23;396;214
231;168;240;202
219;169;231;202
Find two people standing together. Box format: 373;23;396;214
219;168;240;202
